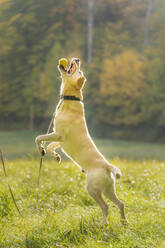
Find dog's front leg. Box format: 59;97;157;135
35;132;64;156
47;142;61;163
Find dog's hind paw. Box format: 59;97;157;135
116;173;121;179
113;167;122;179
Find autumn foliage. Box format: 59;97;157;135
0;0;165;141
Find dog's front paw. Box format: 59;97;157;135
35;137;46;156
54;153;61;163
41;147;46;156
40;143;46;157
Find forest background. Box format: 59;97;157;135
0;0;165;142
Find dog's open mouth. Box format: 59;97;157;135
68;62;75;74
59;62;76;75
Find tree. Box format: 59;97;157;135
144;0;156;45
87;0;93;63
99;50;148;126
0;0;165;141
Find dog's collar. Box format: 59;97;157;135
60;95;82;102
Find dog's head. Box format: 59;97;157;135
58;58;86;90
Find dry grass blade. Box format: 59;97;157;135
0;149;7;177
37;156;43;187
0;149;21;216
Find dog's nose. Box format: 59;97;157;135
74;58;80;64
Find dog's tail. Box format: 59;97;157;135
108;163;122;179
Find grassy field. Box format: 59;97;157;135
0;131;165;247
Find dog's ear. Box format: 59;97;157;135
76;76;86;89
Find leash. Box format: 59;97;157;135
36;114;54;212
37;113;55;187
0;149;21;216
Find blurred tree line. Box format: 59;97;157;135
0;0;165;142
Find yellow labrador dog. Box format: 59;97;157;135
35;58;127;225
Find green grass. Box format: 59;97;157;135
0;131;165;247
0;159;165;247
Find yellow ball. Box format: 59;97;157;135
59;58;68;68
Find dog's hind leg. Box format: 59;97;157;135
104;178;128;224
87;185;109;225
47;142;61;163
